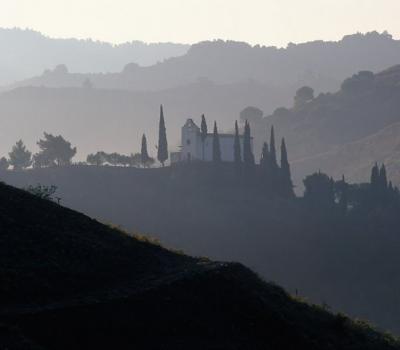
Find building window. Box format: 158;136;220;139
186;139;191;145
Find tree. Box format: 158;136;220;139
233;120;242;167
240;106;263;125
243;120;255;167
294;86;314;108
303;171;335;207
370;162;380;199
200;114;208;161
280;138;294;197
370;163;379;188
339;175;348;215
0;157;9;171
25;184;58;202
9;140;32;170
35;133;76;167
141;134;150;167
212;121;221;163
157;105;168;166
379;164;388;191
86;152;106;166
341;71;374;94
130;153;142;167
268;126;278;175
260;142;269;169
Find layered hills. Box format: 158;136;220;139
260;65;400;186
0;28;189;85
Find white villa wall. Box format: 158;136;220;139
178;119;253;163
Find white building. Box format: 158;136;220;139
171;118;253;163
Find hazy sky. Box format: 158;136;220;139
1;0;400;46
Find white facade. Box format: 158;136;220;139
172;118;252;163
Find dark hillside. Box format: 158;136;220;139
4;164;400;334
0;181;191;304
0;177;399;349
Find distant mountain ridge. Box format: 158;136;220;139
0;28;190;85
5;31;400;95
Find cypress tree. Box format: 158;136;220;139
370;162;380;194
269;125;278;170
280;138;294;197
141;134;149;167
212;121;221;163
339;175;348;215
157;105;168;166
243;121;255;167
200;114;208;161
379;164;388;190
260;142;269;169
233;120;242;166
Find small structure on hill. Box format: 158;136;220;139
171;118;252;163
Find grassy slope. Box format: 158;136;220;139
0;181;399;349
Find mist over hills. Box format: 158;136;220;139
2;31;400;188
260;65;400;186
0;81;284;162
5;31;400;95
0;28;189;85
2;64;400;189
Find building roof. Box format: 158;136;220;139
183;118;252;139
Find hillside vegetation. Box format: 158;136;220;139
1;181;399;349
3;164;400;335
256;65;400;186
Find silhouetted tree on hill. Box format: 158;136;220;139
370;163;380;193
260;142;269;169
379;164;388;191
338;175;349;215
212;121;221;163
34;133;77;167
201;114;208;161
294;86;314;108
240;106;263;124
87;152;107;166
243;121;255;168
280;138;294;197
233;120;242;169
157;105;168;167
141;134;150;167
267;126;279;183
8;140;32;170
303;171;335;207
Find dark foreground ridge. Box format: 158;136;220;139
0;182;398;349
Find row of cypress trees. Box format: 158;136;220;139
211;117;294;197
140;105;168;167
146;107;294;198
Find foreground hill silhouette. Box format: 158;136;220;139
4;164;400;336
0;181;399;349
